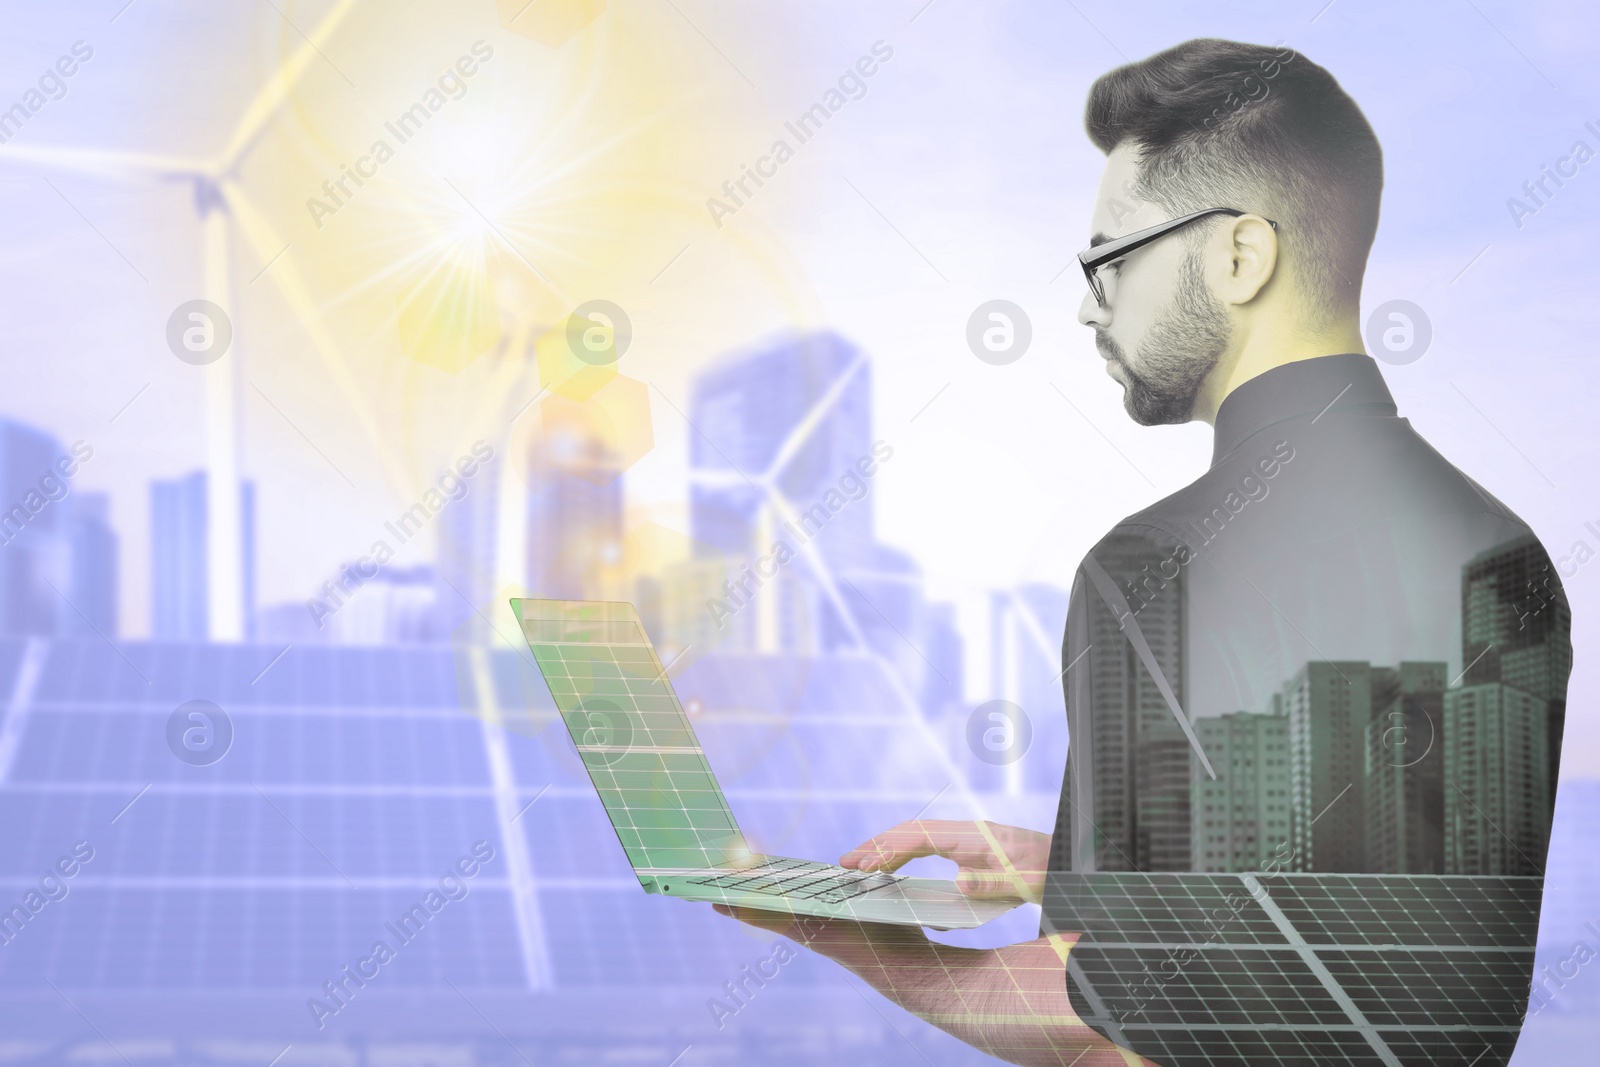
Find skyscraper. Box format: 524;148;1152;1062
64;492;118;638
990;585;1070;715
1444;682;1549;876
324;563;439;645
437;452;503;642
1082;531;1189;871
921;599;964;720
990;583;1069;788
151;472;208;641
1461;534;1571;808
151;472;256;642
0;419;71;636
523;418;624;603
688;332;873;572
1191;710;1291;872
1363;662;1446;874
1284;661;1371;872
838;542;933;689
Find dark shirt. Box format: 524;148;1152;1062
1040;353;1571;1067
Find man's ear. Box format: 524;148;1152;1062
1219;215;1278;305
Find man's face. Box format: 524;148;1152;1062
1078;144;1233;426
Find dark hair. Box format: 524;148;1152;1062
1085;38;1382;328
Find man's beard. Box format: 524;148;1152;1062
1097;247;1231;426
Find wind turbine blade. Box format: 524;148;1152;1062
215;0;365;171
0;142;203;179
226;185;407;493
760;348;868;483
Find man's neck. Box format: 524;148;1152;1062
1193;318;1366;425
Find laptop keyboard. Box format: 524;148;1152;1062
685;857;901;904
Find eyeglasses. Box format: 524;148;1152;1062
1078;207;1279;308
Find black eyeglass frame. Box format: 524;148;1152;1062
1078;207;1279;307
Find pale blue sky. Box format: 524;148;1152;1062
1;0;1596;768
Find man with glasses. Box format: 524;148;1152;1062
717;37;1568;1067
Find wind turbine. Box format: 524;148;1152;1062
0;0;390;642
686;347;988;815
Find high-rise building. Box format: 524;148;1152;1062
1083;531;1189;872
838;542;932;689
990;583;1069;787
323;563;439;645
64;492;118;638
150;473;206;641
0;419;72;636
1461;534;1570;808
523;419;623;605
921;600;964;721
1190;710;1291;872
990;584;1070;715
242;479;256;641
688;332;873;574
437;453;503;642
1363;662;1446;874
151;472;256;641
1284;661;1371;872
1445;682;1549;876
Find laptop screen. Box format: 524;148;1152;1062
513;599;750;877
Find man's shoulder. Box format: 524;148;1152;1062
1106;414;1531;556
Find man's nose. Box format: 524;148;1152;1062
1078;288;1107;329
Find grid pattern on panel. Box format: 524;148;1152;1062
1271;875;1540;948
1071;944;1349;1026
521;796;642;880
1055;872;1539;1067
1103;1027;1392;1067
0;640;533;995
1321;949;1533;1027
1042;872;1285;945
8;705;492;787
0;639;23;695
1114;1027;1521;1067
0;887;525;988
517;600;743;873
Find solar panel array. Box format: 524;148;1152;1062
2;632;1593;1064
1049;871;1538;1067
0;635;1049;1065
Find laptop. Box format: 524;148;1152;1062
513;597;1021;930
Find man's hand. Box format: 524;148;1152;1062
711;903;1155;1067
839;820;1051;904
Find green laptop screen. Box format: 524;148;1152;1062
515;599;749;875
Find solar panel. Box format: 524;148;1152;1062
1047;871;1538;1067
6;634;1570;1061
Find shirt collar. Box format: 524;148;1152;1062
1210;352;1396;468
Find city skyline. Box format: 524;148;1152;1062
1077;529;1567;876
0;331;1070;728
